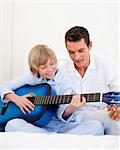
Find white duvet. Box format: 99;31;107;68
0;132;119;150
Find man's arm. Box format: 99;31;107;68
62;95;86;120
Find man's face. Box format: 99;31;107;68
66;38;92;69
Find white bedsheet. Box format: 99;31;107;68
0;132;119;150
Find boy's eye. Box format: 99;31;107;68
40;66;46;69
50;62;54;65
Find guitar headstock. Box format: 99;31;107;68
103;92;120;105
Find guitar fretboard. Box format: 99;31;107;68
28;93;101;105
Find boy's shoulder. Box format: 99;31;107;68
54;68;71;82
56;68;70;76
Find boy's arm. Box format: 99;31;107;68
0;72;34;102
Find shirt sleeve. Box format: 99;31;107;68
0;72;35;102
106;57;120;91
55;70;76;122
56;104;75;122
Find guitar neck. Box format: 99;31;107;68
28;93;101;105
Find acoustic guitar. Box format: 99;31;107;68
0;83;120;131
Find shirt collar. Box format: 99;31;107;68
51;69;63;84
88;53;97;70
38;69;62;85
66;53;97;73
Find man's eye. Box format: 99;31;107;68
69;51;75;54
79;49;85;52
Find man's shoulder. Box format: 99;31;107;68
92;52;110;60
91;53;117;73
92;52;115;65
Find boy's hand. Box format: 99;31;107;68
13;94;35;114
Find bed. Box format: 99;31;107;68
0;132;119;150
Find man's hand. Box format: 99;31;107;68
107;105;120;121
69;95;86;112
62;95;86;120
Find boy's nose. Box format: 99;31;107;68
46;66;52;72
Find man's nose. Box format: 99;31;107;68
74;52;80;60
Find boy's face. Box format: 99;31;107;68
38;58;57;79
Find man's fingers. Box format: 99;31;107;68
82;96;86;103
109;105;120;120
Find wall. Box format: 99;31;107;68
0;0;119;83
0;1;14;83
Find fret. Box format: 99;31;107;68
46;95;50;104
89;94;94;102
59;95;64;104
41;96;45;105
65;95;72;103
93;94;95;102
42;96;46;104
95;93;101;102
100;93;102;102
43;96;47;105
46;96;50;105
54;96;59;104
37;96;42;105
87;94;89;102
51;96;56;104
40;98;43;104
65;95;69;103
64;95;68;103
58;95;63;104
63;95;67;104
40;97;44;104
69;95;72;103
47;95;52;104
34;97;42;105
54;95;57;104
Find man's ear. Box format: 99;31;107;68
88;41;92;50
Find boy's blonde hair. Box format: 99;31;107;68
28;44;57;76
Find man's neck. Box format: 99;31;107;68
76;66;87;77
74;61;90;77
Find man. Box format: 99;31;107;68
60;26;120;135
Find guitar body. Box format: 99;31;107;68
0;83;56;131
